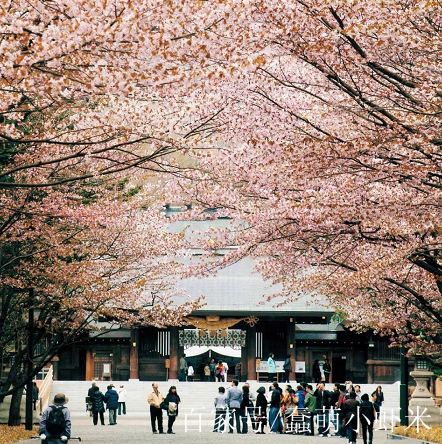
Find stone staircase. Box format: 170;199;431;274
50;380;400;427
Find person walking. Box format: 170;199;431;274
343;391;359;444
213;386;228;433
179;354;188;382
359;393;376;444
91;385;105;426
147;382;165;434
371;386;384;419
227;379;243;433
117;385;127;415
39;393;71;444
267;353;276;383
268;382;282;434
282;355;291;383
104;384;118;426
163;386;180;434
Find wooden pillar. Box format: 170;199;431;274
169;327;179;380
287;318;296;381
129;328;139;380
85;350;94;381
246;324;257;381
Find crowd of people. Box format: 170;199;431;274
212;379;383;443
37;372;384;443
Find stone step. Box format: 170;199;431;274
51;381;400;413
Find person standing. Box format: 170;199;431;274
39;393;71;444
90;386;105;426
117;385;127;415
222;361;229;382
323;359;331;383
227;379;243;433
204;363;211;381
255;387;268;434
283;355;291;383
86;382;96;417
314;382;332;437
187;362;194;382
164;386;180;434
304;384;317;436
354;385;362;403
267;353;276;383
343;392;359;444
240;385;252;433
371;386;384;419
213;386;228;433
313;360;321;383
359;393;376;444
216;361;224;382
210;358;217;382
179;354;188;382
33;382;40;411
268;382;283;434
147;383;165;434
235;362;242;381
104;384;118;426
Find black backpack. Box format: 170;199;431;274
46;406;66;436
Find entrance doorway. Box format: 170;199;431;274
332;356;347;383
93;352;113;380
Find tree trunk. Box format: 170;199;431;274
8;386;24;426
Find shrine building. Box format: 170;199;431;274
54;212;407;384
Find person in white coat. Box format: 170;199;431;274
117;385;127;415
222;361;229;382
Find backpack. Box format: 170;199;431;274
46;406;66;436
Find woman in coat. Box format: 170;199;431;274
240;385;252;433
343;392;359;444
91;386;105;426
255;386;268;434
164;386;181;434
371;385;384;419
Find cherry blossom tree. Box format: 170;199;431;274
167;0;442;362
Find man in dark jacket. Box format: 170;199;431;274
359;393;376;444
314;382;332;436
104;384;119;425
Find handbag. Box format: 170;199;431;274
168;402;177;416
371;394;377;403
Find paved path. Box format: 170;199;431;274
19;414;407;444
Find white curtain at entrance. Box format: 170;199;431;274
184;346;241;358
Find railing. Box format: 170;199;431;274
38;365;53;414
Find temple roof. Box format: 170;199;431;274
173;256;334;318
